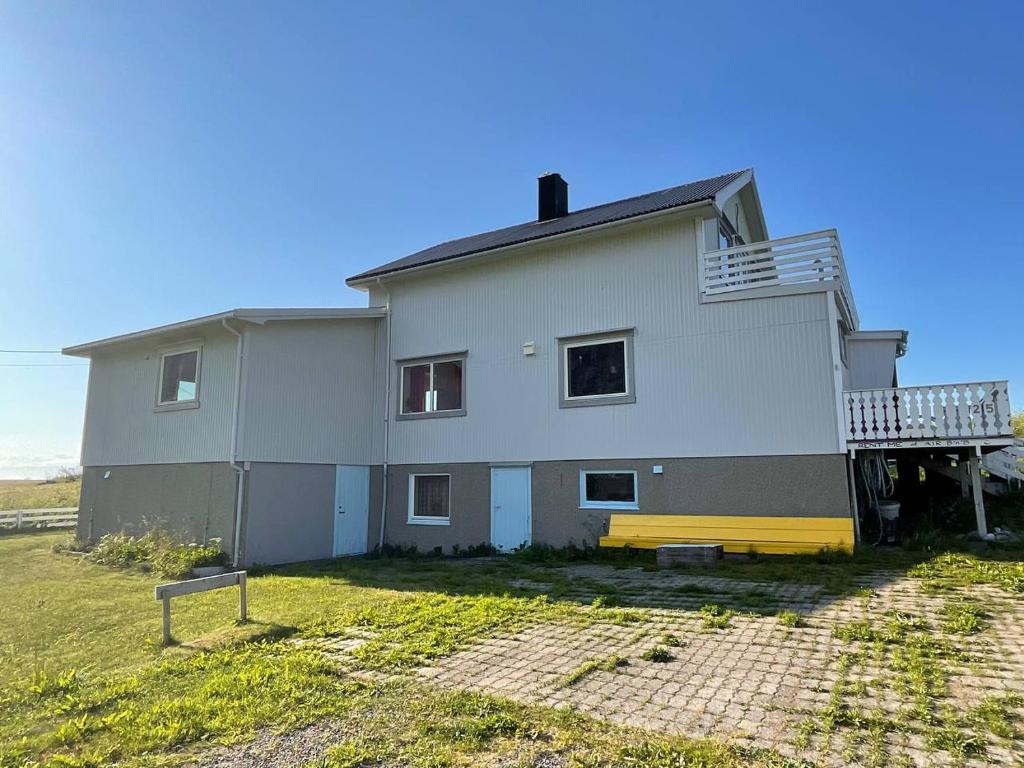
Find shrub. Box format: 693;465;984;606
85;532;227;578
87;532;159;568
152;540;228;579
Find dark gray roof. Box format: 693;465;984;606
347;169;750;284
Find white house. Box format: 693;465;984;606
63;170;1014;564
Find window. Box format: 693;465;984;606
559;331;635;408
408;474;451;525
398;354;466;419
157;348;200;409
718;215;743;249
580;470;638;510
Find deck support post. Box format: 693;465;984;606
969;450;988;538
959;455;970;499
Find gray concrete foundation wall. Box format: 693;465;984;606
241;462;383;566
381;462;491;552
78;463;237;549
384;455;850;552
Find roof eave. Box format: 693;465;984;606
62;307;386;357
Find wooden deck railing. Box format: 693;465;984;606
844;381;1013;444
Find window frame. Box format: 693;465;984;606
579;469;639;511
407;473;452;526
396;352;467;420
837;320;849;367
155;343;202;412
558;329;635;409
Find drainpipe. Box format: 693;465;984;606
222;318;246;567
376;278;392;550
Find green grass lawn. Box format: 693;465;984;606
0;533;777;768
2;531;1023;768
0;479;81;511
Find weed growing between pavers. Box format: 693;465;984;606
305;592;575;670
796;604;1022;767
775;610;804;628
910;552;1024;594
560;654;629;687
698;603;735;630
940;598;988;634
640;646;674;663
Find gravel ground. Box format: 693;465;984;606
186;719;354;768
187;719;570;768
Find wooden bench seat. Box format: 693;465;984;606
598;514;854;555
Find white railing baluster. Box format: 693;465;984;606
844;381;1012;446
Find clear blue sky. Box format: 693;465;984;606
1;2;1021;478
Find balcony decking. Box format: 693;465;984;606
844;381;1014;450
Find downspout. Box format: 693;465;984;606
222;318;246;567
376;278;392;550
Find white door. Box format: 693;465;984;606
334;465;369;556
490;466;532;552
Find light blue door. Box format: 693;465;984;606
490;466;531;552
334;465;369;556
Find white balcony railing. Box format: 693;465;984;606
702;229;841;294
844;381;1013;444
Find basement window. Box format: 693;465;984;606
580;470;639;510
408;474;451;525
156;347;201;410
398;354;466;419
559;331;635;408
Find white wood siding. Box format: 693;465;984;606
81;330;236;466
718;192;755;243
383;216;841;464
237;319;382;465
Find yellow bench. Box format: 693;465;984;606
598;514;855;555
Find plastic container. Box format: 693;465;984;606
877;501;901;521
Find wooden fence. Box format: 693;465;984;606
0;507;78;530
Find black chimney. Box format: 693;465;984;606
537;172;568;221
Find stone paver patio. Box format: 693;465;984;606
413;564;1024;767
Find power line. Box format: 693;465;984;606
0;363;88;367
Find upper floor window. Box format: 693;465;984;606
398;353;466;419
559;330;635;408
157;347;201;410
